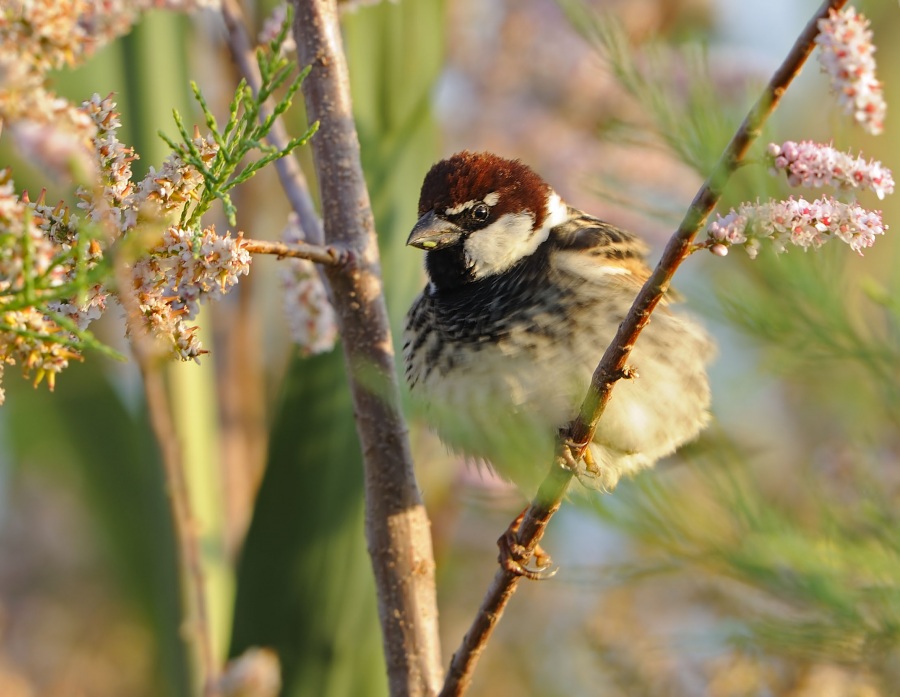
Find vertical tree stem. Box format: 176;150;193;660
292;1;444;695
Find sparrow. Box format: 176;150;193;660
403;151;714;496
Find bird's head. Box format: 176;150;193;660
407;151;569;290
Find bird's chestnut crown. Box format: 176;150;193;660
417;151;552;231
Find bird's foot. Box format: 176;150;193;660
582;446;601;477
559;439;612;492
498;509;558;581
559;438;599;477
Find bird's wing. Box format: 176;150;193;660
548;208;656;289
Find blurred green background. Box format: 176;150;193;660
0;1;898;696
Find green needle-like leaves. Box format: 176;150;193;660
159;7;318;229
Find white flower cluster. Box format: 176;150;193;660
77;93;139;230
708;197;886;259
0;0;225;202
815;6;886;135
281;214;338;356
135;129;217;222
0;0;214;173
0;174;83;401
132;226;252;361
0;92;254;401
76;96;254;362
31;191;109;332
768;141;894;200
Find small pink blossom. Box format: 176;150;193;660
708;196;887;259
217;648;281;697
768;141;894;200
815;7;886;135
133;131;218;220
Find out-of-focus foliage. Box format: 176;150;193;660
560;0;738;177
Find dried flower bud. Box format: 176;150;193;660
217;647;281;697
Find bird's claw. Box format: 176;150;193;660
497;511;558;581
559;439;592;474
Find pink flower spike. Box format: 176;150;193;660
706;196;887;258
768;141;894;200
815;7;886;135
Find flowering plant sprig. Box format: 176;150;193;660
707;196;885;259
158;6;317;228
703;6;891;260
815;6;885;135
767;140;894;200
0;170;121;402
0;5;317;400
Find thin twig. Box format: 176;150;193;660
113;250;220;696
292;1;444;696
242;237;344;265
439;1;848;695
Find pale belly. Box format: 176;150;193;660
408;307;713;494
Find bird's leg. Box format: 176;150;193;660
497;508;558;581
560;432;600;478
582;446;600;476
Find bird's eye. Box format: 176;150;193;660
472;203;490;222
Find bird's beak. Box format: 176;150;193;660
406;210;465;250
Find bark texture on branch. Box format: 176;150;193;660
292;2;443;695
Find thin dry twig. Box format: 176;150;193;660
242;238;345;265
292;1;444;696
439;1;849;695
113;252;220;696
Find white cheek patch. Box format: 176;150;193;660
461;189;570;279
463;211;543;278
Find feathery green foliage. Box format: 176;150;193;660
159;6;317;228
559;0;741;177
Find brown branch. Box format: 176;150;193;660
292;2;444;696
439;1;848;695
242;238;344;265
113;251;220;696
